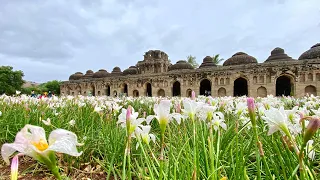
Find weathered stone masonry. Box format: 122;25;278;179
61;43;320;97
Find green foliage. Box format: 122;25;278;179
43;80;61;95
212;54;224;65
187;55;199;68
0;66;24;95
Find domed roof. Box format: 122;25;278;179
81;70;94;79
264;47;293;62
223;52;257;66
69;72;83;80
111;67;122;74
93;69;109;78
169;60;194;71
123;66;138;75
199;56;217;68
298;43;320;60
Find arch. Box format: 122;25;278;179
113;90;118;97
253;76;257;83
308;73;313;82
186;89;192;97
121;83;128;96
218;87;226;97
257;86;267;97
106;85;111;96
214;78;218;85
276;75;294;96
300;74;305;82
234;77;248;96
71;92;74;95
76;85;81;95
97;91;101;96
133;90;139;97
226;78;230;85
200;79;212;96
305;85;317;96
91;85;95;96
157;89;165;97
220;78;224;85
172;81;181;96
259;76;264;83
266;75;271;83
146;83;152;97
316;73;320;81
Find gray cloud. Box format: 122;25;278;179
0;0;319;82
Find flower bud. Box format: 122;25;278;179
304;117;320;144
247;98;256;126
11;155;19;180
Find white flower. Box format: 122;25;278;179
0;111;2;116
117;107;145;135
1;124;83;164
134;125;156;149
15;91;21;95
94;106;103;113
306;140;315;160
146;100;183;126
69;120;76;126
182;99;204;121
197;105;217;122
262;107;291;136
41;118;51;126
208;112;227;131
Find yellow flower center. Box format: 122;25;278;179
32;139;49;151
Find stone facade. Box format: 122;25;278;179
60;43;320;98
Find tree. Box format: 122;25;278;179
42;80;62;95
212;54;224;65
187;55;199;68
0;66;24;95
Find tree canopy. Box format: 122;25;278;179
22;80;62;95
212;54;224;65
0;66;24;95
186;55;199;68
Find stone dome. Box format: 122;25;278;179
264;47;293;62
81;70;94;79
199;56;216;68
169;60;194;71
69;72;83;80
298;43;320;60
223;52;257;66
93;69;109;78
123;66;138;75
111;67;122;74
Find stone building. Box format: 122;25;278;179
61;43;320;98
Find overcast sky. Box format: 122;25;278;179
0;0;319;83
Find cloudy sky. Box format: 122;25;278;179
0;0;319;83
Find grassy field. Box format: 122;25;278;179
0;94;319;179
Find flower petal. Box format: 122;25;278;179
47;129;82;157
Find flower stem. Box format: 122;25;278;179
159;131;165;180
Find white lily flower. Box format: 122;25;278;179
182;99;204;121
208;112;227;131
134;125;156;149
69;120;76;126
94;106;103;113
262;107;291;136
42;118;51;126
117;107;145;135
15;91;21;95
0;111;2;116
1;124;83;165
197;105;217;122
146;100;183;128
306;140;315;160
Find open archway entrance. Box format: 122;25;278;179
186;89;192;97
172;81;181;96
200;79;211;96
133;90;139;97
158;89;165;97
121;83;128;96
106;85;111;96
276;76;292;96
90;85;96;96
146;83;152;97
234;78;248;96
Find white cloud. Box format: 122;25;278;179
0;0;319;82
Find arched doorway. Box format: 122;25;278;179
257;86;267;97
133;90;139;97
186;89;192;97
121;83;128;96
276;76;293;96
200;79;211;96
305;85;317;96
106;85;111;96
76;85;81;95
157;89;165;97
113;90;118;97
172;81;181;96
218;87;226;97
91;85;96;96
234;77;248;96
146;83;152;97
